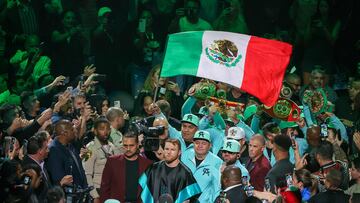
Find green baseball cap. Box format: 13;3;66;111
193;130;211;142
181;114;199;127
222;139;240;153
279;121;298;130
244;104;257;121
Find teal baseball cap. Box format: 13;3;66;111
193;130;211;142
181;114;200;127
279;121;298;130
327;123;337;129
222;139;240;153
198;106;209;116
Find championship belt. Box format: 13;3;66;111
187;80;216;100
263;97;301;122
302;88;328;116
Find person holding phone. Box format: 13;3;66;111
131;9;162;97
9;35;51;85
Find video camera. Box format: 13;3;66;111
130;119;165;151
64;185;94;203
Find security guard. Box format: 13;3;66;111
182;130;223;203
83;118;116;202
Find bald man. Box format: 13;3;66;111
46;120;87;188
284;73;302;104
217;166;247;203
245;134;271;191
306;125;321;149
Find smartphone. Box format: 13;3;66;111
93;74;107;82
23;175;32;185
22;139;28;156
67;86;73;92
64;77;70;85
290;133;296;149
114;100;121;108
264;178;271;192
138;18;146;33
244;185;254;197
286;173;293;187
159;87;166;95
320;123;328;137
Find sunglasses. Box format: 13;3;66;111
222;150;237;155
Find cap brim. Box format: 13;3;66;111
181;120;197;126
193;138;210;142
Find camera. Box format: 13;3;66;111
74;108;82;117
130;119;165;151
64;185;94;203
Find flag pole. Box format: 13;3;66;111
153;34;170;103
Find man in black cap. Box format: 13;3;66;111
265;134;294;193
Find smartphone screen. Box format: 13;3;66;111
114;100;121;108
138;18;146;32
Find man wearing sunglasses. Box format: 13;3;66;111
220;139;250;181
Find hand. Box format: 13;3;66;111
83;64;96;77
40;119;52;131
167;81;180;95
81;102;92;121
83;73;99;89
60;175;73;186
296;117;306;128
295;153;308;170
9;118;23;131
255;104;264;116
79;147;89;160
340;118;353;127
37;108;53;125
353;131;360;151
54;91;71;112
208;104;218;117
50;75;66;87
123;111;130;120
93;198;101;203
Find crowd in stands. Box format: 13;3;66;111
1;0;360;202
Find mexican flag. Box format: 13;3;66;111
161;31;292;107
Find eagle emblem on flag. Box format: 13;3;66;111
205;39;242;67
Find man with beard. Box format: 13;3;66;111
83;118;116;203
220;139;250;180
100;133;152;203
139;138;201;202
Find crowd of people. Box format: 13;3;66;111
0;0;360;202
